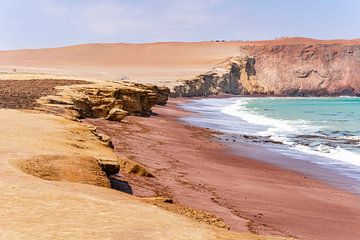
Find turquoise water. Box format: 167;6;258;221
244;97;360;133
180;97;360;188
221;97;360;167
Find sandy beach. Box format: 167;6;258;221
2;1;360;239
86;98;360;240
1;78;279;240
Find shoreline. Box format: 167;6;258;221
177;96;360;195
86;98;360;240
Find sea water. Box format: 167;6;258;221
180;97;360;192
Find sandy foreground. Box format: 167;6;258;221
0;77;287;239
86;99;360;240
0;108;285;240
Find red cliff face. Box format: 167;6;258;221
171;42;360;97
246;44;360;96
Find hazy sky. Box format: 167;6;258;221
0;0;359;49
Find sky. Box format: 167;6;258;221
0;0;360;50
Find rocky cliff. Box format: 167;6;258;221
172;44;360;97
246;44;360;96
171;57;270;97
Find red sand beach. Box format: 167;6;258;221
85;99;360;240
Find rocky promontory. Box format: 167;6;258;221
172;43;360;97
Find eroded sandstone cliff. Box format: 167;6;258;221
39;81;170;121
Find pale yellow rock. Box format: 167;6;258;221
105;108;128;122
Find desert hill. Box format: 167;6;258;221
1;37;360;96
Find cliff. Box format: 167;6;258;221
172;57;269;97
245;44;360;96
172;43;360;97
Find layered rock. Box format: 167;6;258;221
172;44;360;97
171;57;269;97
244;44;360;96
39;81;170;121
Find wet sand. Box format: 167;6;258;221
86;98;360;240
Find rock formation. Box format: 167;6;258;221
172;44;360;97
38;81;170;179
245;44;360;96
39;81;170;121
171;57;270;97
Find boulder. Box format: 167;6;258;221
105;108;128;122
97;157;120;176
119;158;154;178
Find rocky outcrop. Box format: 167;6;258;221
37;81;169;183
244;44;360;96
172;44;360;97
130;83;170;105
119;158;155;178
171;57;269;97
39;81;170;121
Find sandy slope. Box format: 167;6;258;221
1;37;359;85
0;109;287;240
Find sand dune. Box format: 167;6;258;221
1;37;359;85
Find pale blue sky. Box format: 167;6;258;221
0;0;359;49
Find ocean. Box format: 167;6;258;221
180;97;360;193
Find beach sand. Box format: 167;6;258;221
1;108;275;240
86;98;360;240
0;78;286;240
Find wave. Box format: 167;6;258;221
221;99;318;136
295;145;360;167
221;98;360;167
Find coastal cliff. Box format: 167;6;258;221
172;43;360;97
246;44;360;96
172;57;269;97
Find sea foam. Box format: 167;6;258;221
221;98;360;168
